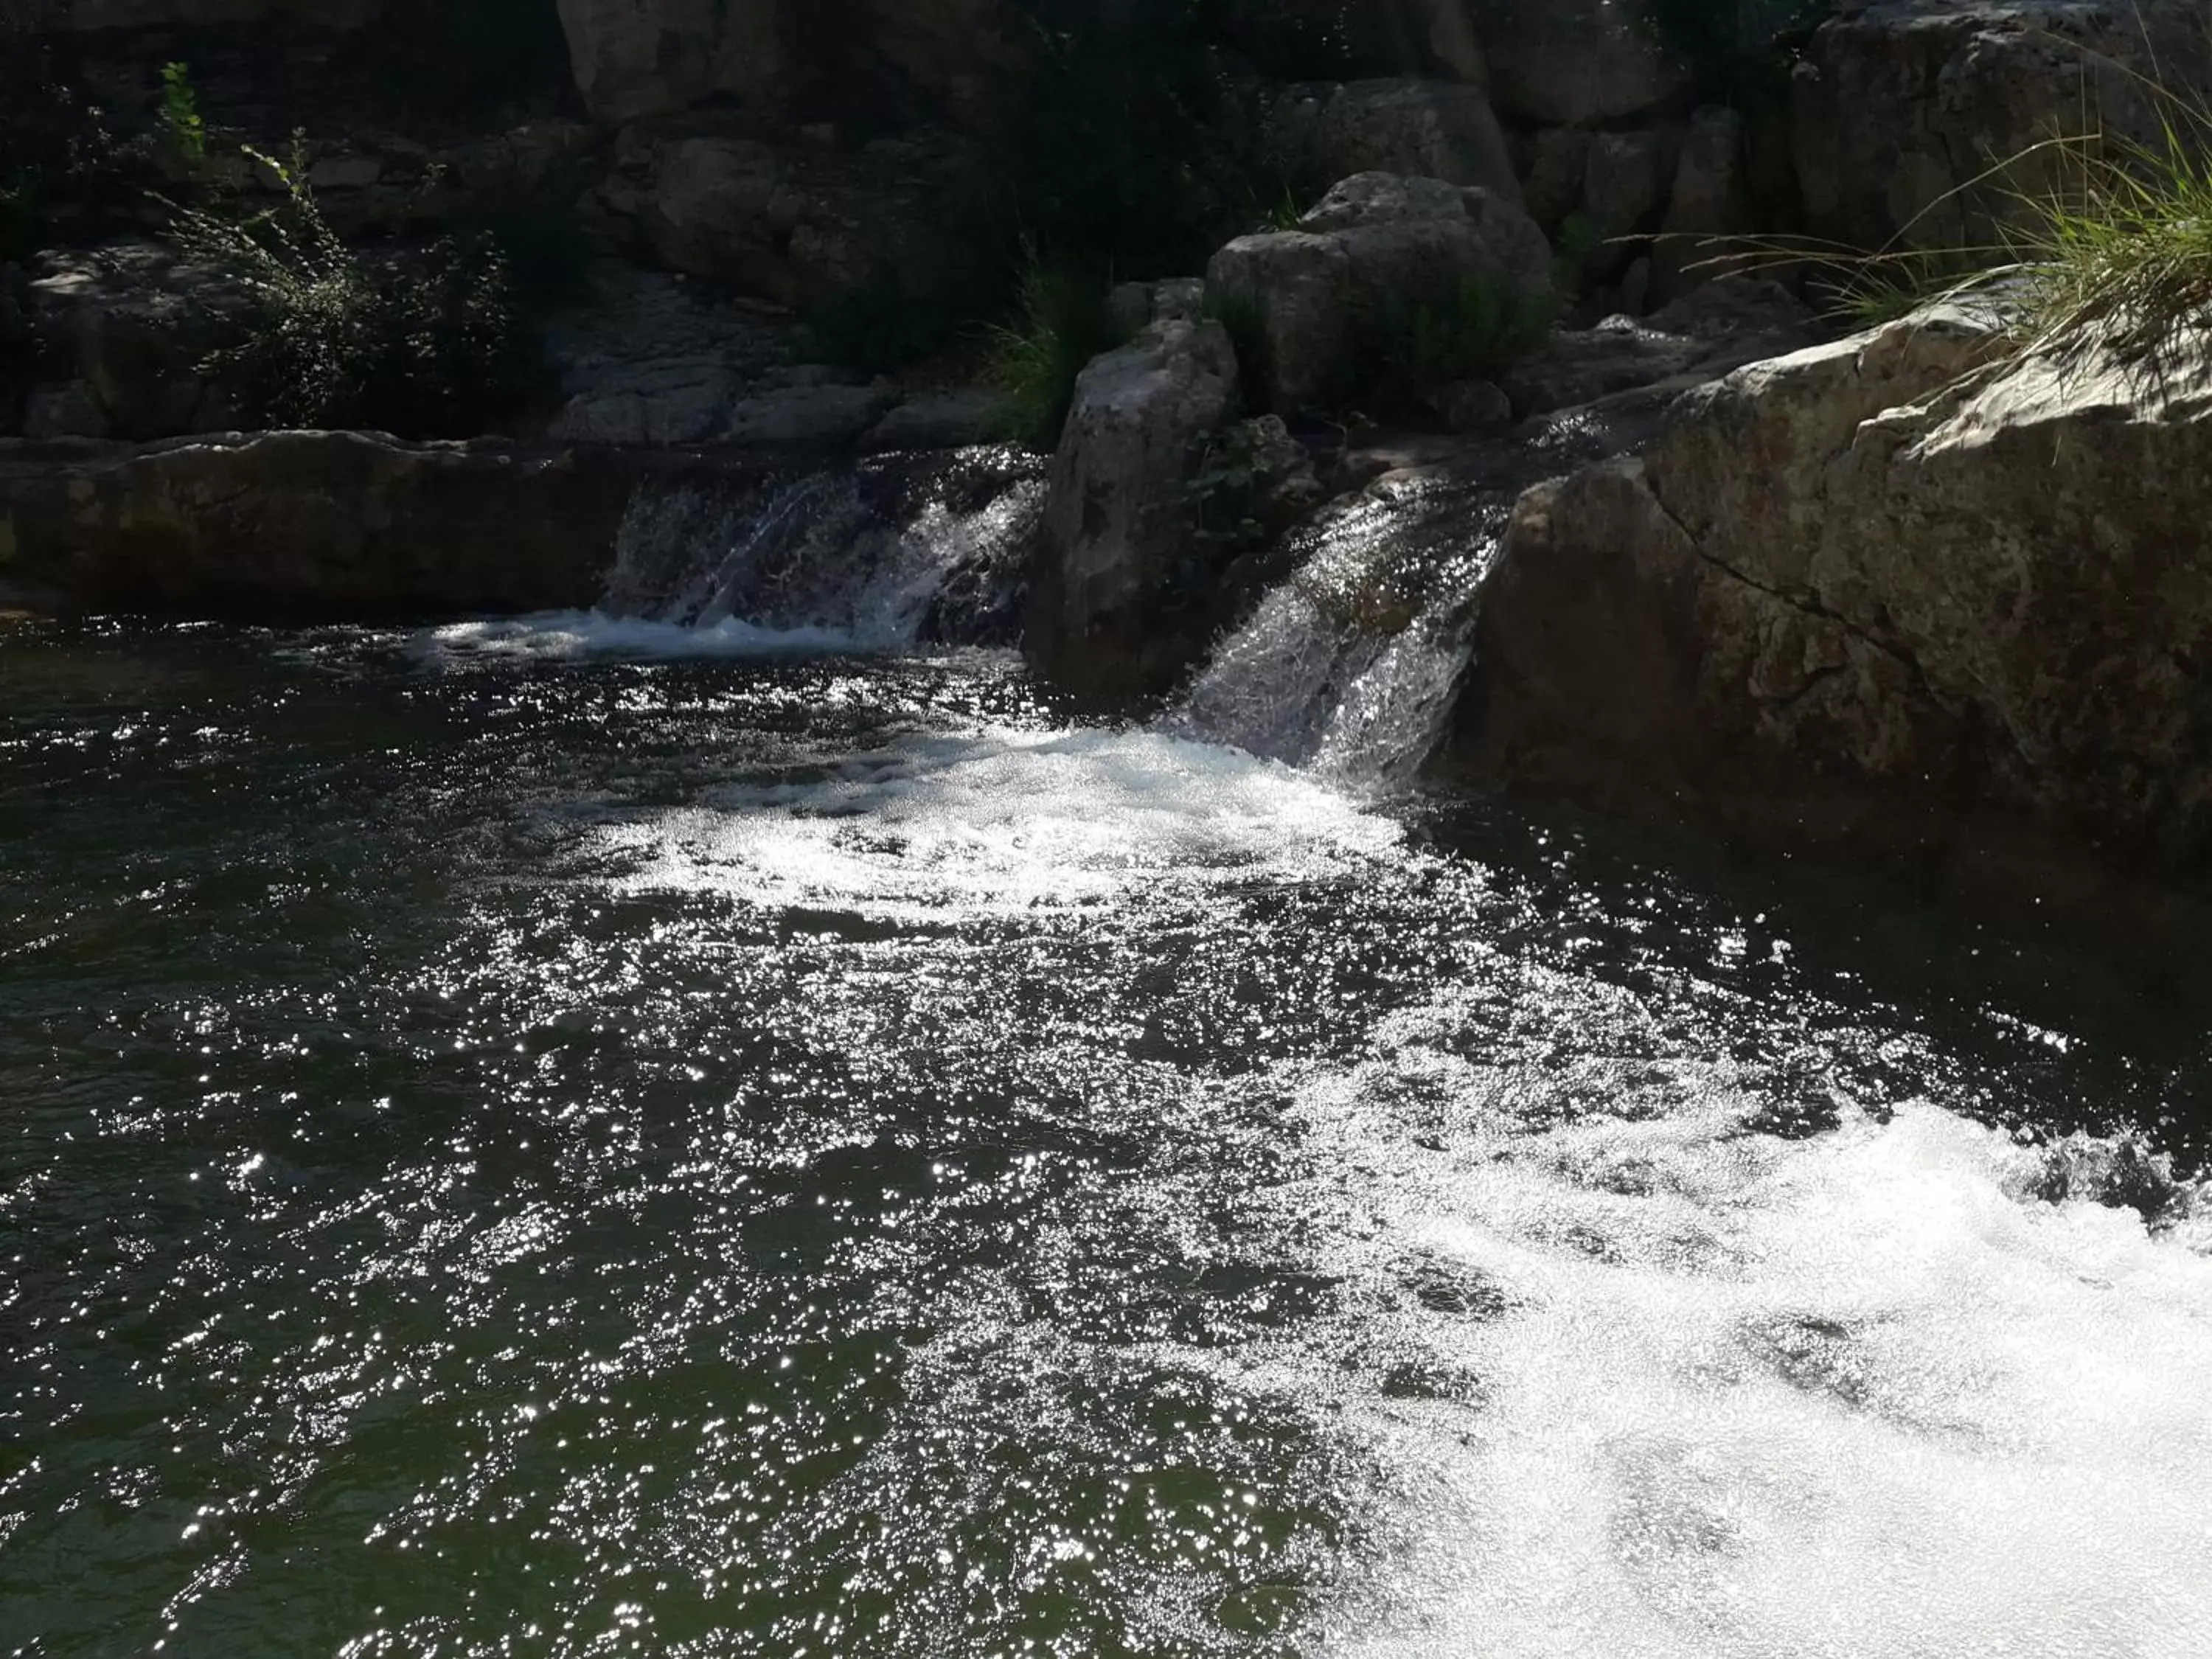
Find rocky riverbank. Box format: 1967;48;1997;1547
8;0;2212;970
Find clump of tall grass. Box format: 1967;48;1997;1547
2003;114;2212;366
1352;273;1554;406
166;137;533;437
984;251;1135;450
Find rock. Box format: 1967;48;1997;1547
1651;107;1753;305
22;382;111;441
1520;128;1594;232
625;130;984;324
1500;317;1705;416
720;383;897;448
1026;319;1239;700
552;0;1029;129
1108;282;1155;340
307;154;384;191
547;360;738;446
1207;172;1554;414
2014;1134;2184;1220
1275;78;1521;199
1456;300;2212;915
0;431;651;616
24;243;248;442
860;389;1000;453
1582;129;1667;248
1790;0;2212;253
54;0;380;28
554;0;774;125
1474;0;1694;125
1427;379;1514;434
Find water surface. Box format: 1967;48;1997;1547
4;617;2208;1658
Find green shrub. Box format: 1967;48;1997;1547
1352;274;1554;407
984;253;1135;450
159;62;206;172
167;140;536;438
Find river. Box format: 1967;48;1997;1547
3;597;2208;1657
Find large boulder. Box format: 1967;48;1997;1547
1454;301;2212;914
1270;78;1521;199
1207;172;1554;414
1790;0;2212;254
22;243;248;442
553;0;1028;128
1025;318;1239;701
0;431;654;616
47;0;379;27
553;0;779;125
1467;0;1693;125
619;131;985;327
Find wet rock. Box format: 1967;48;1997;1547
1208;172;1553;415
1427;378;1514;434
2014;1135;2183;1221
1026;318;1239;702
1502;319;1705;417
547;358;738;445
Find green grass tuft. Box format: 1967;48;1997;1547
1201;285;1274;413
1354;274;1555;406
984;252;1136;451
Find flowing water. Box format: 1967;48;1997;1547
5;469;2212;1659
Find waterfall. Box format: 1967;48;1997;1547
599;448;1048;651
1169;470;1512;786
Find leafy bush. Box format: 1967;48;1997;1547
168;142;536;437
0;26;155;254
1352;274;1554;407
984;253;1135;450
159;62;206;172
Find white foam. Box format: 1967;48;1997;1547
423;611;860;661
594;725;1407;917
1295;1086;2212;1659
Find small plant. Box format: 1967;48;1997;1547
1201;285;1275;413
1353;274;1555;407
166;137;535;437
159;61;206;171
984;249;1135;450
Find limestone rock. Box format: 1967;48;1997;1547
625;131;984;322
1472;0;1692;125
1790;0;2212;253
1273;78;1520;199
24;243;247;443
1026;319;1239;700
1458;301;2212;897
554;0;775;125
1651;107;1753;305
720;383;896;448
860;389;1000;453
1207;173;1553;414
54;0;379;29
0;431;642;616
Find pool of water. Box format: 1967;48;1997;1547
4;616;2208;1658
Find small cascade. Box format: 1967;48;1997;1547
600;448;1046;650
1170;471;1512;785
